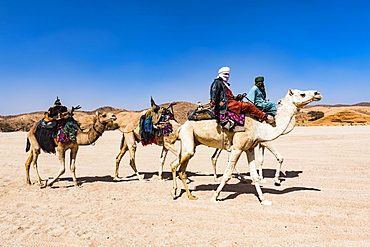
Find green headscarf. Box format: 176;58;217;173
254;77;266;99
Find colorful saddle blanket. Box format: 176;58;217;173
215;111;245;132
139;109;175;146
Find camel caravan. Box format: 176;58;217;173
24;69;322;205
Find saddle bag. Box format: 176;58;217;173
187;103;216;121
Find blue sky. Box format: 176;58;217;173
1;0;370;115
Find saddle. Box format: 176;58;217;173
35;98;82;153
188;103;245;132
139;106;175;146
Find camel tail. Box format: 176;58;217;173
26;138;31;152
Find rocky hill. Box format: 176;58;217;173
1;102;369;132
296;103;370;126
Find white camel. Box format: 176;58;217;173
211;116;296;185
170;89;322;205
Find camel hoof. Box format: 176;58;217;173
210;197;218;203
188;195;198;200
113;176;123;181
274;178;281;186
170;189;177;199
261;200;272;206
40;180;48;189
260;179;267;184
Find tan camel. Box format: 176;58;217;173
25;111;117;187
211;116;296;185
114;99;180;181
171;89;322;205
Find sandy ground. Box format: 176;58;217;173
0;126;369;246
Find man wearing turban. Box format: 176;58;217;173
246;76;277;117
210;67;274;123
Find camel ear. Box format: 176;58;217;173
150;96;160;112
289;89;294;96
95;111;101;116
150;96;156;107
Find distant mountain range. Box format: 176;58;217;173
1;101;369;132
309;102;370;107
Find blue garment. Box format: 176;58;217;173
143;116;153;133
246;85;277;116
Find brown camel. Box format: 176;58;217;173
25;111;117;187
114;99;180;181
171;89;322;205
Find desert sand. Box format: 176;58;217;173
1;126;369;246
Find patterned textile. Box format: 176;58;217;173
57;120;79;143
215;111;245;125
139;109;175;146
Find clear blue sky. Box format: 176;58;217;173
1;0;370;115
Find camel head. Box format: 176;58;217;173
95;111;117;125
287;89;322;108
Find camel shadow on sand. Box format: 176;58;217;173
193;173;320;202
48;169;305;192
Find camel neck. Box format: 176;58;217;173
257;97;297;142
76;119;106;145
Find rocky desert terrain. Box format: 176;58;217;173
1;102;370;132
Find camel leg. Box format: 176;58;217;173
170;156;180;198
264;142;284;185
25;147;44;186
178;153;197;200
212;149;246;182
25;149;42;186
46;148;66;187
25;137;44;186
30;148;44;186
115;145;128;180
171;137;196;200
161;142;180;181
211;149;222;182
69;146;79;187
210;149;242;202
158;147;169;180
25;151;36;185
246;149;271;205
256;144;266;183
128;143;143;181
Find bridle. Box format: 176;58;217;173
87;125;104;145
